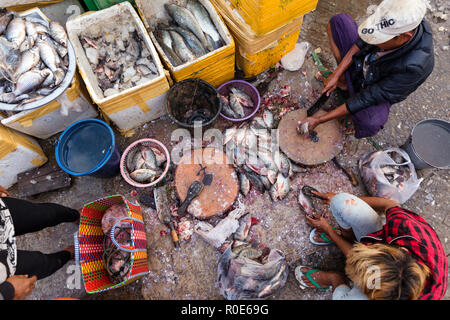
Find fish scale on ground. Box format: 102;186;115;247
154;1;224;67
0;9;69;106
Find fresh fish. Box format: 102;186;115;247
259;175;271;190
25;20;38;42
238;172;250;196
291;162;308;174
0;36;20;80
49;21;67;47
41;69;55;87
298;189;314;218
229;92;245;118
35;87;56;96
245;171;265;193
230;87;253;107
269;173;290;201
220;94;239;118
166;26;206;57
234;214;251;241
266;169;277;185
130;168;159;183
43;34;67;58
186;0;222;50
244;131;258;151
13;69;52;96
195;198;248;248
258;150;277;171
34;23;49;36
156;26;173;49
300;121;309;134
273;150;290;178
150;147;167;167
126;148;139;172
14;46;40;78
245;159;268;176
6;18;26;48
140;147;157;170
24;12;49;29
0;9;14;35
224;126;237;145
36;38;64;84
156;39;183;67
164;3;213;52
262;110;274;129
19;35;35;52
169;30;196;63
251;116;267;130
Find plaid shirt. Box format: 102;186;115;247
360;206;448;300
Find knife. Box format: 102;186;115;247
307;93;330;117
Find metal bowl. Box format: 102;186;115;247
0;39;77;112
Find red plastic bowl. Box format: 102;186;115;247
120;138;170;188
217;80;260;122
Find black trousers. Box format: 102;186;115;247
3;197;80;280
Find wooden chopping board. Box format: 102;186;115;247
174;148;239;219
278;109;344;165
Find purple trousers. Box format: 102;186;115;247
329;14;391;139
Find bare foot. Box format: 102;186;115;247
297;267;345;290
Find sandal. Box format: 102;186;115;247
309;227;339;246
302;185;328;201
295;266;331;290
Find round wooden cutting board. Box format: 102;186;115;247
175;148;239;219
278;109;344;165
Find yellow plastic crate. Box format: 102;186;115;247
236;21;302;77
136;0;235;87
229;0;317;36
4;0;63;11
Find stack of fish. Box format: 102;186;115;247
217;244;288;300
219;86;254;119
154;1;224;67
78;21;159;98
224;110;304;201
126;145;167;184
0;9;69;105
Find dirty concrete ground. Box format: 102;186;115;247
7;0;449;300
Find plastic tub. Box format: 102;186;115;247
120;138;170;188
166;78;222;129
217;80;260;122
401;118;450;170
55;119;121;178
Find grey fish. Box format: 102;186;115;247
130;168;160;183
266;169;277;185
234;214;251;241
251;116;268;130
239;172;250;196
49;21;67;47
140;147;157;170
0;36;20;80
230;87;253;107
126;148;139;172
35;87;56;96
262;110;274;129
169;30;196;63
245;171;265;193
6;18;26;48
259;175;271;190
157;27;173;49
43;35;67;58
186;0;222;50
150;147;166;167
0;9;14;35
273;150;290;178
36;38;64;85
220;94;239;118
13;69;52;96
298;189;314;218
14;46;40;79
164;3;213;52
269;173;290;201
156;38;182;67
258;150;278;171
25;20;38;41
166;26;206;57
34;23;49;35
24;12;50;28
229;92;245;118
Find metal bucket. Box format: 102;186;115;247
55;119;121;178
401;118;450;170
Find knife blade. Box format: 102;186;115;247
307;93;330;117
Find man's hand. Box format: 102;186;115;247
297;116;321;134
305;212;332;234
6;275;37;300
321;71;340;96
0;186;9;197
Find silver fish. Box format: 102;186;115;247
229;92;245;118
164;3;213;52
25;20;38;41
230;87;253;107
6;18;26;48
14;46;40;78
258;150;277;171
298;189;314;218
239;172;250;196
273;150;290;178
24;12;49;29
130;168;159;183
150;147;167;167
245;171;265;193
166;26;206;57
186;0;222;50
0;36;20;80
234;214;251;241
19;35;34;52
36;38;64;85
251;116;267;130
220;95;239;118
140;148;157;170
126;148;139;172
267;169;277;184
262;110;274;129
13;69;52;96
169;30;196;63
157;27;173;49
269;173;290;201
0;9;14;35
49;21;67;47
156;39;183;67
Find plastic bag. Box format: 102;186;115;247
359;147;422;204
217;245;288;300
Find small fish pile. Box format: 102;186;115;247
126;145;167;184
154;1;224;67
219;86;254;119
217;244;288;300
79;21;159;98
224;110;302;201
0;9;69;105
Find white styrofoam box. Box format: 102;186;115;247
0;122;48;189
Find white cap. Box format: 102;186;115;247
358;0;429;44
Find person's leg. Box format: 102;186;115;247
329;193;384;241
15;246;73;280
351;102;391;139
3;197;79;236
332;284;369;300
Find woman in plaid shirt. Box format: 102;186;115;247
295;191;447;300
